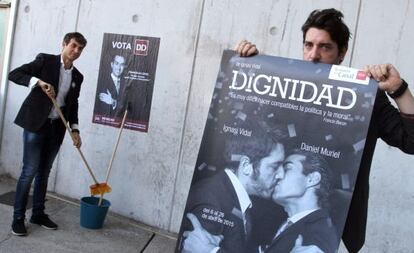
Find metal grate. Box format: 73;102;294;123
0;191;33;208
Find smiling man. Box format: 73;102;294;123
96;54;127;117
8;32;87;236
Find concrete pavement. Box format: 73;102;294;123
0;175;177;253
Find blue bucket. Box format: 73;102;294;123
80;196;111;229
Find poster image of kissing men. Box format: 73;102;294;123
176;50;378;253
93;33;160;132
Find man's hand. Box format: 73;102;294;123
72;132;82;148
364;64;402;93
182;213;223;253
38;80;56;98
99;89;115;106
234;40;259;57
290;235;325;253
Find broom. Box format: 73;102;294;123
48;95;111;196
98;106;129;205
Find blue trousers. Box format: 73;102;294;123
13;120;64;220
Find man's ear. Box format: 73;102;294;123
239;156;253;175
306;171;321;187
338;47;348;64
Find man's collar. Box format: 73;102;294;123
288;208;319;224
60;56;73;71
111;73;120;81
224;169;252;213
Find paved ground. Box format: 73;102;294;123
0;174;351;253
0;175;177;253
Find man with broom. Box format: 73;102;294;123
8;32;87;236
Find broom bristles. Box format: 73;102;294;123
89;183;112;195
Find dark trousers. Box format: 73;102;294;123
13;119;64;220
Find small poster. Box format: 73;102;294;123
92;33;160;132
176;50;378;253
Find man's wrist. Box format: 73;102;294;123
29;77;40;89
71;129;80;134
387;79;408;99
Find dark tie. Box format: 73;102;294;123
244;207;253;240
115;78;120;94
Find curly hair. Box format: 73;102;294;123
223;121;282;178
301;8;351;53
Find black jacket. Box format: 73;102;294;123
176;171;248;253
264;209;339;253
9;53;83;134
342;87;414;252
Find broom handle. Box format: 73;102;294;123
105;109;128;183
99;109;128;206
49;96;99;185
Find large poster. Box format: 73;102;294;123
92;33;160;132
176;50;378;253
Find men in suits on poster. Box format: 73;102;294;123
176;125;285;253
264;150;338;253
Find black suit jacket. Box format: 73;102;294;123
264;209;339;253
342;89;414;252
9;53;83;137
94;72;126;118
176;171;247;253
124;80;152;123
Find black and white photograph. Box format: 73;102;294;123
175;50;378;253
92;33;160;132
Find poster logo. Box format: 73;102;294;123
134;39;149;55
329;65;369;85
356;71;367;80
112;41;132;50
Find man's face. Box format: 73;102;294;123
303;27;346;64
111;55;126;77
250;143;285;199
61;38;85;63
272;154;309;204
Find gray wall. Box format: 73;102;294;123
1;0;413;252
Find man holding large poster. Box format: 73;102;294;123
178;50;360;253
236;8;414;253
180;8;414;253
